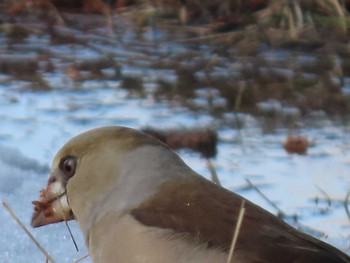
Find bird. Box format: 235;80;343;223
31;126;350;263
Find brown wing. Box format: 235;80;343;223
130;175;350;263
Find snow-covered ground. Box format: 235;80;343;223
1;86;350;262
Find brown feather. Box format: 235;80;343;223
131;175;350;263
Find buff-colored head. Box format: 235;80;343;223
31;126;190;233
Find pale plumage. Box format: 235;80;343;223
31;126;350;263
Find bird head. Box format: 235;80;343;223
31;126;187;232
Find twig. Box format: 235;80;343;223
2;201;56;263
226;200;245;263
245;179;285;217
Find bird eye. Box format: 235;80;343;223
59;155;77;178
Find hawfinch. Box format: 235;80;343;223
31;126;350;263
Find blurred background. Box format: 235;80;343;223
1;0;350;262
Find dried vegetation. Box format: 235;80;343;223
0;0;350;119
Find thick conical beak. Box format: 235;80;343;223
31;175;74;227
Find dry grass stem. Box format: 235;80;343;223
246;179;285;217
227;200;246;263
330;0;347;33
2;201;56;263
64;220;79;252
71;254;89;263
343;190;350;222
292;0;303;32
316;185;332;207
58;198;79;252
233;81;246;154
285;6;297;40
171;32;241;44
206;158;221;186
331;0;345;17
